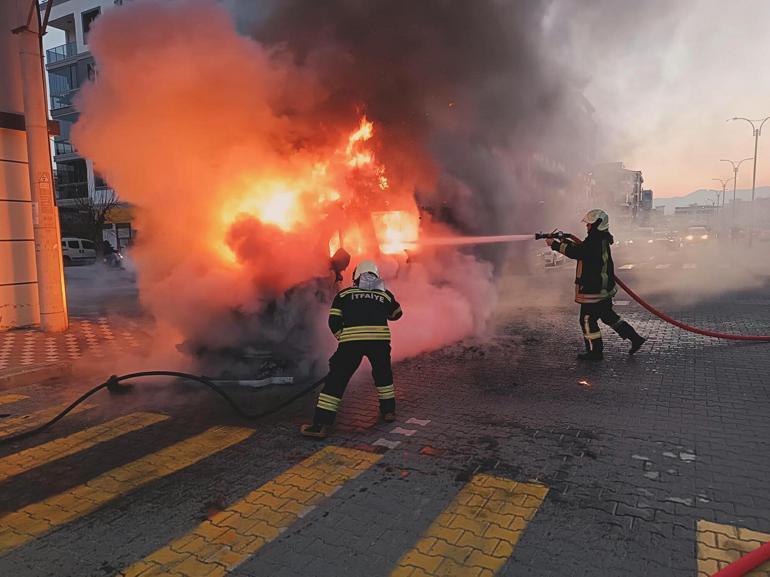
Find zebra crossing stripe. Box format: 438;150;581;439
0;426;253;555
0;395;29;407
118;445;381;577
0;412;168;483
0;403;95;439
389;475;548;577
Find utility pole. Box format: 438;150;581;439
729;117;770;247
11;0;68;331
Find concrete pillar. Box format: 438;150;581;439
11;0;68;331
0;1;40;329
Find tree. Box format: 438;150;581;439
72;187;120;256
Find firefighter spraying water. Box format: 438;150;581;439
543;209;646;361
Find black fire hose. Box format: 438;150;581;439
0;371;326;446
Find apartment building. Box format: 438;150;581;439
41;0;133;250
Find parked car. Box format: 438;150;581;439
61;237;97;266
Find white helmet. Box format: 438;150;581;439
352;259;379;280
582;209;610;231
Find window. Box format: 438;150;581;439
55;159;89;200
49;64;78;96
81;8;101;44
81;240;95;250
68;240;80;249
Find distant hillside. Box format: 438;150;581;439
655;186;770;214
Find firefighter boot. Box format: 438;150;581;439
577;338;604;361
613;321;646;355
300;423;330;439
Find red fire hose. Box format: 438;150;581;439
553;232;770;342
615;276;770;342
710;542;770;577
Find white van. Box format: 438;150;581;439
62;237;97;266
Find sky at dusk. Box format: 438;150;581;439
551;0;770;198
45;1;770;199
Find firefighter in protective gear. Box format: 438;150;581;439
546;209;646;361
301;260;403;438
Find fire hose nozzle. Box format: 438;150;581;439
535;231;567;240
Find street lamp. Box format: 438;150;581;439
711;177;733;208
728;116;770;246
720;157;753;221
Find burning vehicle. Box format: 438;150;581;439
70;0;595;380
176;117;425;379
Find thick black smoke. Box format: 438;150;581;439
240;0;595;242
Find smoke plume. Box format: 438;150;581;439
73;0;593;376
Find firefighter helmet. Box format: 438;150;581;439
353;260;379;280
582;209;610;231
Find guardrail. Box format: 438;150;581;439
46;41;78;65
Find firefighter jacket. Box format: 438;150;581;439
328;286;403;343
551;230;618;304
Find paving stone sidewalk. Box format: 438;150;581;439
0;317;149;370
0;279;767;577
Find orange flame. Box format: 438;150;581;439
371;211;419;254
345;117;375;167
216;114;420;267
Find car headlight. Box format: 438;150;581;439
647;239;654;244
685;235;694;240
701;234;709;240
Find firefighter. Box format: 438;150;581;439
301;260;403;438
546;209;646;361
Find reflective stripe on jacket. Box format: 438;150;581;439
328;287;402;342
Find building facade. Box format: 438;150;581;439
588;161;654;226
41;0;133;250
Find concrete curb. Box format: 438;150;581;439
0;361;73;391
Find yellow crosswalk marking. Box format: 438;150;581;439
0;403;94;439
119;445;381;577
0;394;29;407
0;426;253;555
0;412;169;483
696;519;770;576
390;474;548;577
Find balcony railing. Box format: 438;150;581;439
55;182;89;200
50;89;77;111
46;41;78;65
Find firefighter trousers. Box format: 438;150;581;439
314;341;395;426
579;299;641;353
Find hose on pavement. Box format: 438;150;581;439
0;371;326;446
